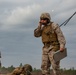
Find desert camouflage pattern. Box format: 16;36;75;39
34;22;66;49
23;64;32;73
41;46;61;75
34;21;66;75
40;13;51;20
10;64;32;75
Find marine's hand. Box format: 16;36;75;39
60;48;64;52
38;21;43;28
39;21;43;26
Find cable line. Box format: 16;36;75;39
59;12;76;27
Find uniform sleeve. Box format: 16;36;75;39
52;23;66;48
34;26;42;37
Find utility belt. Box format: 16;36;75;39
43;41;59;47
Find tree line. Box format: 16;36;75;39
0;63;76;75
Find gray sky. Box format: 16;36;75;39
0;0;76;69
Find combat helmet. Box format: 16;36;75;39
23;64;32;72
40;13;51;20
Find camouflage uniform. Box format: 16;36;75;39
11;64;32;75
34;13;66;75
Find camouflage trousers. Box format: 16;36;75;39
41;45;61;75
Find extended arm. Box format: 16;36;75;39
52;23;66;51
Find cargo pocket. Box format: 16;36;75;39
48;50;55;61
42;47;48;55
52;45;60;51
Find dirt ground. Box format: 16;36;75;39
1;72;54;75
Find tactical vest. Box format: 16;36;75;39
42;23;58;43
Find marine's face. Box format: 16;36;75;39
40;18;48;25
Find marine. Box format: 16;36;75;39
34;12;66;75
10;64;32;75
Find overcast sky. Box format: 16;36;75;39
0;0;76;69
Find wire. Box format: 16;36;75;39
59;12;76;27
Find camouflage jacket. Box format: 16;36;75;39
34;22;66;49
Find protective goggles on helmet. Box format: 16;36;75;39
40;18;49;20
